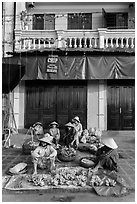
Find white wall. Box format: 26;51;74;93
13;81;25;129
87;80;99;129
3;2;14;57
27;2;130;31
87;80;107;131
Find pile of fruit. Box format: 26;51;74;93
26;167;117;188
26;167;88;187
57;146;76;161
89;175;116;187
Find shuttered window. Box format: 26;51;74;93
33;14;55;30
68;13;92;29
106;13;128;29
33;14;44;30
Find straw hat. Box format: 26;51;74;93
9;163;27;174
49;121;59;127
39;135;52;145
72;116;80;123
33;122;42;127
102;137;118;149
65;122;75;128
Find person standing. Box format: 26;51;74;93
49;121;60;146
71;116;83;149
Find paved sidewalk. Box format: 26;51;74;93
2;131;135;202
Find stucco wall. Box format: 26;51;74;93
87;80;99;129
27;2;130;31
87;80;107;131
13;81;25;129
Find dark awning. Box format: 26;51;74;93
86;56;135;79
2;55;135;82
2;61;25;93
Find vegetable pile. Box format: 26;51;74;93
26;167;117;188
57;146;76;161
89;175;116;187
27;167;87;187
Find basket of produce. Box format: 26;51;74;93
80;156;96;168
22;139;39;154
57;146;76;162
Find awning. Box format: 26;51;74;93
2;55;135;83
86;56;135;79
2;60;25;93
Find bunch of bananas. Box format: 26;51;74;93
89;175;103;186
105;178;116;187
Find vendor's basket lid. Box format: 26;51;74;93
9;163;27;174
72;116;80;123
49;121;59;127
65;122;74;128
39;135;52;145
102;137;118;149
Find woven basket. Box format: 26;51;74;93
22;140;39;154
57;153;76;162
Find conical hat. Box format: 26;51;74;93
49;121;59;127
39;135;52;145
65;122;74;128
9;163;27;174
73;116;80;123
102;137;118;149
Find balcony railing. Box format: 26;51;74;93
15;28;135;51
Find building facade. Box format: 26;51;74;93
2;2;135;131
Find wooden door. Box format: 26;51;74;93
56;81;87;129
70;83;87;129
25;80;87;129
107;80;135;130
25;81;56;128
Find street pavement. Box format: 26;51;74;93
2;130;135;202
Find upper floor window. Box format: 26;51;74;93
105;13;128;29
68;13;92;29
33;14;55;30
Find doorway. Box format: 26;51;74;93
25;80;87;129
107;80;135;130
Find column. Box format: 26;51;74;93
98;28;107;49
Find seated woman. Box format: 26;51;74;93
63;122;76;148
93;137;119;172
31;134;57;175
49;121;60;147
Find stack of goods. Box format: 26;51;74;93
57;146;76;162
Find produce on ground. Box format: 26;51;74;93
26;167;116;188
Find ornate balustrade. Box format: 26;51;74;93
15;28;135;51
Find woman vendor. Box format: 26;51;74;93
93;137;119;172
31;135;57;175
71;116;83;149
49;121;60;147
63;122;76;148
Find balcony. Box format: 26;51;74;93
15;28;135;52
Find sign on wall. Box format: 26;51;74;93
46;55;58;73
